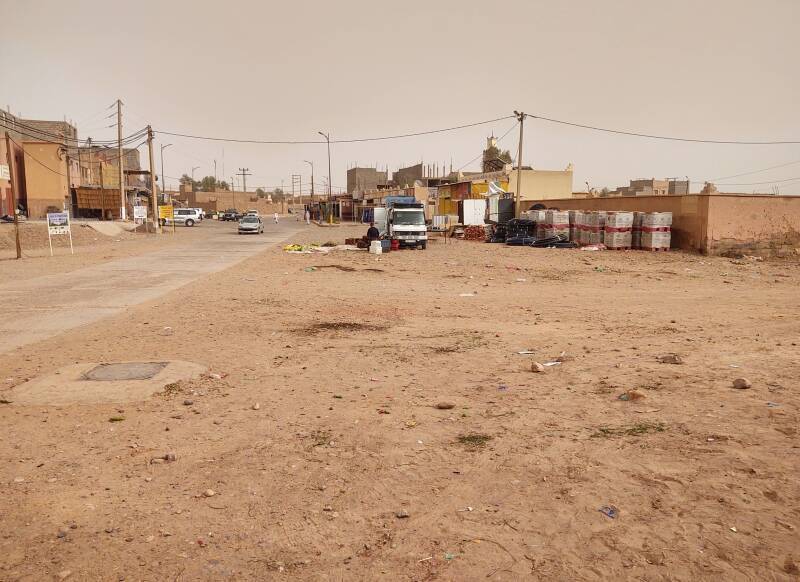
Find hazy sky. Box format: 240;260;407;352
3;0;799;193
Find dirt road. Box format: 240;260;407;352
0;219;304;354
0;225;798;581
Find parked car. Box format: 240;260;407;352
221;208;241;221
238;215;264;234
190;208;206;220
245;209;259;217
163;208;201;227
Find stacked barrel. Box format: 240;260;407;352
604;212;634;249
641;212;672;250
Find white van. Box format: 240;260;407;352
163;208;201;227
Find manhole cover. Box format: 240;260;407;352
83;362;167;381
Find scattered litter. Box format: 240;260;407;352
593;266;605;272
377;409;390;414
516;350;536;355
581;244;606;251
542;361;561;367
618;390;645;402
108;416;125;422
202;489;216;498
303;267;317;272
252;403;261;410
658;353;683;365
598;505;619;519
418;557;433;563
459;293;476;297
634;408;661;414
457;506;474;512
766;402;780;408
729;364;740;368
395;509;410;519
733;378;752;390
498;384;509;391
445;553;457;561
730;526;738;533
515;278;527;282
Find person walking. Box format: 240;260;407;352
305;209;311;225
273;212;279;224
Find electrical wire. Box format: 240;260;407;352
155;115;516;145
1;117;147;146
528;113;800;145
9;136;67;177
710;159;800;182
714;175;800;186
456;119;519;172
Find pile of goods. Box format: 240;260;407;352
641;212;672;250
494;210;673;251
604;212;634;250
463;225;489;241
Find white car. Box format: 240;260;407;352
190;208;206;220
163;208;201;227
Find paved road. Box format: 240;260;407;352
0;219;305;354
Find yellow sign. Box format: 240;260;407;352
158;205;173;219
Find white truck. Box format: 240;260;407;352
376;197;427;249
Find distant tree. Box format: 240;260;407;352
218;180;230;191
272;188;285;202
255;188;266;197
179;173;201;190
600;187;610;197
199;176;219;191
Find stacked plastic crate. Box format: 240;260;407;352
583;211;606;245
604;212;634;249
641;212;672;250
568;211;581;242
544;210;570;239
631;212;645;249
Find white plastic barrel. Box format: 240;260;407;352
369;240;383;254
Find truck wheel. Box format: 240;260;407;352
420;241;427;250
185;219;195;227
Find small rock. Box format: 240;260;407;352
531;362;545;373
203;489;216;498
164;452;177;462
183;399;194;406
252;403;260;410
733;378;752;390
57;570;72;580
435;402;456;410
395;509;410;519
618;390;646;402
13;477;24;483
658;354;683;365
322;505;333;512
57;529;68;539
150;458;165;464
209;373;222;380
555;353;575;362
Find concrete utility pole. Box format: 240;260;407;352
192;166;200;184
318;132;332;223
230;176;237;209
213;160;217;184
237;167;251;193
513;110;527;217
160;143;172;204
146;126;159;233
116;99;126;220
4;131;22;259
304;160;314;207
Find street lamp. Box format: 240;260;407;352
318;131;332;223
160;143;172;204
192;166;200;185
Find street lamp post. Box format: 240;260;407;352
191;166;200;188
318;132;332;223
160;143;172;204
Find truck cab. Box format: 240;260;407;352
388;202;427;249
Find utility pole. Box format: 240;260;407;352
318;132;332;223
116;99;126;220
4;131;22;259
147;126;159;233
513;110;526;217
160;143;172;205
304;160;314;210
192;166;200;185
213;160;217;185
231;176;237;209
237;167;251;194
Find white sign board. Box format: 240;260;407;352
0;164;9;180
133;206;147;220
46;212;74;256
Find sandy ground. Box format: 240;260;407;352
0;225;798;581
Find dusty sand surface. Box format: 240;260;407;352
0;221;212;281
0;225;798;581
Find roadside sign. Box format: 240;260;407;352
133;206;147;220
46;212;74;256
0;164;9;180
158;205;173;220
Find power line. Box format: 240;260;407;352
711;159;800;182
529;113;800;145
456;120;519;172
714;175;800;186
1;117;147;146
155;115;516;145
